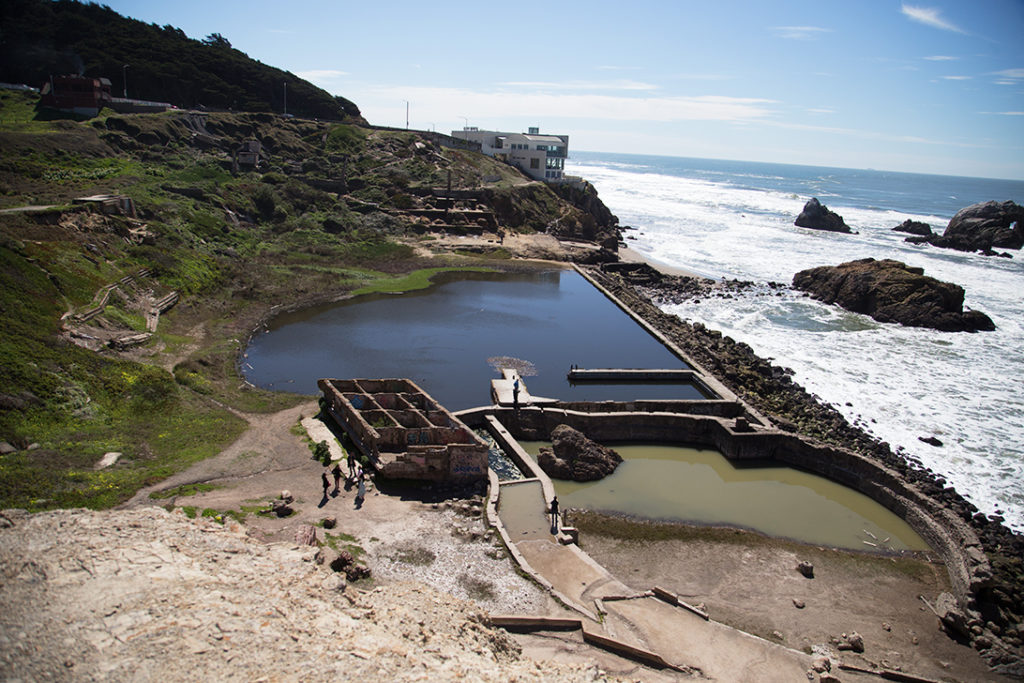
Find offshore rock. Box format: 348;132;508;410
792;258;995;332
893;219;933;236
907;200;1024;254
794;197;853;233
537;424;622;482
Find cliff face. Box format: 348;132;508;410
0;507;600;681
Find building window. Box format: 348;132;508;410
530;158;540;169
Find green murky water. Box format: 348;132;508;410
519;441;930;551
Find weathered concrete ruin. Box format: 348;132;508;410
318;378;488;482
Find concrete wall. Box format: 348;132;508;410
319;378;488;481
456;404;988;610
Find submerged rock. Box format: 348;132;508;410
537;424;622;482
794;198;853;233
792;258;995;332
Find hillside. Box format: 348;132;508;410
0;85;619;512
0;0;362;120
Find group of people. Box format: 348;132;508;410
321;451;367;507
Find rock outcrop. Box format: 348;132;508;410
537;424;622;481
905;200;1024;255
794;198;853;233
792;258;995;332
893;219;933;236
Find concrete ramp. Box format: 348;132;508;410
490;368;558;407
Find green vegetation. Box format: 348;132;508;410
324;530;365;559
0;47;600;512
351;267;494;296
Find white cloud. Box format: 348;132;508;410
924;55;958;61
597;65;641;72
807;108;836;114
992;68;1024;80
296;69;350;84
772;25;832;40
940;75;972;81
901;5;966;33
498;80;659;92
355;85;778;126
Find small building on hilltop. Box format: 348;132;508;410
451;126;568;181
40;75;113;117
318;378;489;482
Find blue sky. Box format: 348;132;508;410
103;1;1024;179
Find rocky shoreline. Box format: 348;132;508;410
582;261;1024;676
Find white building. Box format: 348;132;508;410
451;126;568;181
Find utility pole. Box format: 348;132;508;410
122;64;129;98
404;100;409;130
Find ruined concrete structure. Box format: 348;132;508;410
318;378;488;482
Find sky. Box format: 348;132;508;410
101;1;1024;180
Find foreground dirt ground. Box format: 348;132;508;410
115;402;1007;681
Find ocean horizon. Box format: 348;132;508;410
567;151;1024;532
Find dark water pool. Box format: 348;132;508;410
243;270;705;410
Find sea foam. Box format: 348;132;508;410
571;155;1024;531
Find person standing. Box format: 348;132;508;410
549;496;559;529
321;470;330;498
346;452;357;482
330;462;342;495
355;469;366;508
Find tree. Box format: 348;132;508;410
202;32;231;49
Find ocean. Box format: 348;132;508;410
567;151;1024;532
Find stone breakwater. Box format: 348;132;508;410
0;507;604;682
581;263;1024;676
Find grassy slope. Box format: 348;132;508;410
0;89;570;511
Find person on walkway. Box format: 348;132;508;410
513;377;520;413
330;462;342;496
321;470;330;499
355;469;366;509
549;496;559;530
346;452;357;482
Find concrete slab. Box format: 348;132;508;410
491;368;558;407
301;416;346;462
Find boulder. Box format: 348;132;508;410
892;219;933;236
936;591;972;639
537;424;622;482
294;524;317;545
272;499;294;518
792;258;995;332
944;200;1024;250
797;560;815;578
907;200;1024;254
794;198;853;233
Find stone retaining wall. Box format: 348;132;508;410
458;405;988;613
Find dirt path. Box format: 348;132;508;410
572;515;1010;682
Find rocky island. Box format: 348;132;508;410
904;200;1024;256
792;258;996;332
794;197;854;233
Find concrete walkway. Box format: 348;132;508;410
493;451;847;680
301;415;346;462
